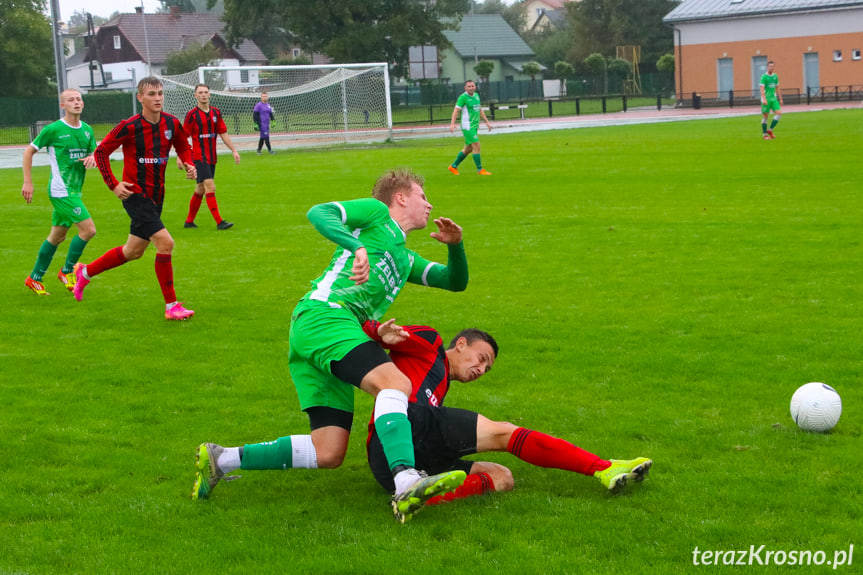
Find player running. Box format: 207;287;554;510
364;320;653;504
760;61;783;140
193;169;470;522
448;79;493;176
74;76;198;321
21;89;97;296
181;83;240;230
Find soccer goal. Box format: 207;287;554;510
158;63;392;148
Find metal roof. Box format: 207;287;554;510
443;14;535;59
663;0;863;23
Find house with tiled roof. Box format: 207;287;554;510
522;0;572;31
436;14;540;84
68;6;267;92
663;0;863;102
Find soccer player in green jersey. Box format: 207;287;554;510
760;60;783;140
21;89;97;295
449;80;493;175
193;169;470;522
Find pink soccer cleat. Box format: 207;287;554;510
72;263;89;301
166;302;195;320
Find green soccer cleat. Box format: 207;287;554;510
594;457;652;493
391;470;466;523
192;442;225;500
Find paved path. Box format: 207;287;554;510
1;100;858;170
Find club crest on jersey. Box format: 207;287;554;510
164;129;173;140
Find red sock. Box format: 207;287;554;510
426;472;495;505
186;193;203;223
86;246;128;277
205;192;222;223
507;428;610;476
154;253;176;304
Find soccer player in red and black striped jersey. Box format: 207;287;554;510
364;320;653;504
181;84;240;230
73;76;198;321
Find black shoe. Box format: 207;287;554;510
217;220;234;230
184;221;197;228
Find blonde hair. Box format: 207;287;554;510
371;169;424;206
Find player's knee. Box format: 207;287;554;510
315;448;346;469
489;466;514;492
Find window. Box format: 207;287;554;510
408;45;439;79
853;49;861;61
833;50;842;62
292;48;300;58
113;35;121;50
240;70;249;83
104;71;113;82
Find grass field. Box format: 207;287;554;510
1;110;861;574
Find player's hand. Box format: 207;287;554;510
183;163;197;180
80;155;97;169
486;122;493;132
176;157;185;170
113;181;133;200
350;247;369;284
430;217;462;244
254;124;259;132
232;151;241;164
22;183;34;204
377;318;410;345
450;124;455;134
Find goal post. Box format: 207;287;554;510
157;63;392;148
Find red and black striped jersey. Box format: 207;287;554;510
94;112;193;205
183;106;227;164
363;321;450;407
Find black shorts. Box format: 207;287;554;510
123;194;165;240
194;161;216;183
367;403;478;493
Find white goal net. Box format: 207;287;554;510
158;64;392;149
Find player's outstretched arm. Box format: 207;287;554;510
80;155;96;169
430;217;463;244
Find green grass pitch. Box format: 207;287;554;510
1;109;860;573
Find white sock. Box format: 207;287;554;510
393;468;422;495
289;435;318;469
374;388;408;421
217;447;242;473
81;266;91;280
165;301;177;311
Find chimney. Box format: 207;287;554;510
135;6;142;14
170;6;181;18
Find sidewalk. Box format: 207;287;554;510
2;100;858;170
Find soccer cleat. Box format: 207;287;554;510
192;442;225;500
166;302;195;320
216;220;234;230
72;263;89;301
448;165;460;176
256;151;262;155
767;130;775;139
184;221;197;228
269;151;275;155
478;168;492;175
594;457;652;493
25;276;50;295
762;133;771;140
391;470;466;523
58;269;76;292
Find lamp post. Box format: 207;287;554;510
49;0;66;116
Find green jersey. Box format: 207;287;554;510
297;198;468;322
31;119;96;198
455;91;482;131
760;73;779;100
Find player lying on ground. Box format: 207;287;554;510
193;169;470;522
364;320;652;503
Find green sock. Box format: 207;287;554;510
63;236;88;273
241;436;295;470
770;118;779;130
761;122;767;134
452;151;466;168
473;154;482;170
31;240;58;281
375;412;415;470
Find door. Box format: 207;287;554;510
804;52;820;97
717;58;734;100
751;56;767;98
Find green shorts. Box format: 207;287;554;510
761;99;781;114
50;196;91;227
462;128;480;146
288;300;373;412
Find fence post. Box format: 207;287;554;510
602;97;607;113
622;94;627;112
489;102;496;121
656;94;662;111
548;99;553;118
429;106;433;125
835;86;839;101
576;98;580;116
729;89;734;108
806;86;811;105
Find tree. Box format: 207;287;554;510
553;60;574;95
528;29;571;70
656;52;674;95
584;52;607;94
216;0;468;78
159;0;197;13
473;59;494;84
521;61;542;97
164;42;220;75
607;57;630;92
0;0;55;97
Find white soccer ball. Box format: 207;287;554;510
790;382;842;432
